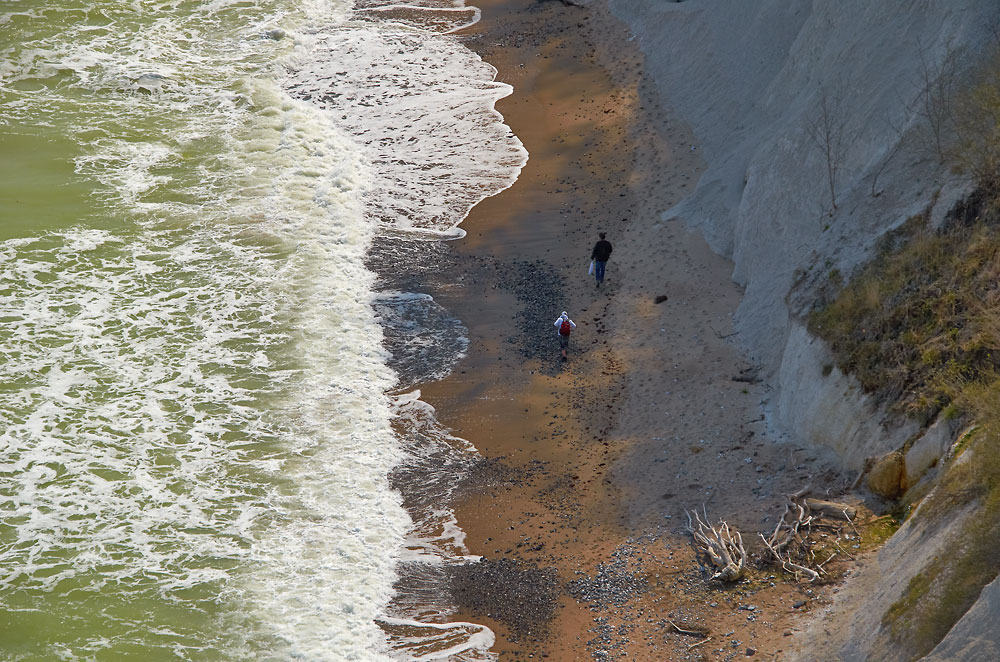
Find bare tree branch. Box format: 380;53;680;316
806;82;860;212
685;508;746;582
913;41;961;164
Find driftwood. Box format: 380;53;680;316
668;620;708;638
668;620;711;650
685;508;747;582
803;498;857;520
731;365;762;384
785;483;812;500
759;500;819;582
683;492;859;584
759;494;861;582
760;532;819;582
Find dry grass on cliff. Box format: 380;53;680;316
880;417;1000;660
808;191;1000;424
809;43;1000;427
810;191;1000;660
953;45;1000;196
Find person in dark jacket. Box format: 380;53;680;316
591;233;613;287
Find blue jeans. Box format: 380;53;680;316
595;260;607;283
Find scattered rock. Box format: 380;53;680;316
448;557;560;639
566;544;649;609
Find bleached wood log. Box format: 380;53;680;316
759;533;820;582
685;509;746;582
803;498;857;520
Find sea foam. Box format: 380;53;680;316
0;0;518;658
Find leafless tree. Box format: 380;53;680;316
913;43;961;165
806;82;859;212
952;33;1000;193
869;112;908;198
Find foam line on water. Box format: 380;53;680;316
374;292;469;389
1;0;517;658
356;6;482;34
0;216;412;658
284;19;527;236
384;391;501;660
0;1;416;657
379;616;496;660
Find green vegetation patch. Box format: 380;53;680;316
860;516;901;550
809;191;1000;424
812;192;1000;657
881;426;1000;659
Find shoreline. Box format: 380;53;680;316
397;0;856;658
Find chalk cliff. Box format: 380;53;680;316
607;1;1000;659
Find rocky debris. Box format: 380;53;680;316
536;0;590;8
587;618;632;658
490;257;570;367
448;557;560;641
368;233;571;372
456;456;538;496
567;545;649;610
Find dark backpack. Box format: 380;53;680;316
560;319;572;335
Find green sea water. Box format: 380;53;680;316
0;133;99;239
0;0;528;657
0;1;412;659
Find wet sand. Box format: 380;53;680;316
412;0;853;658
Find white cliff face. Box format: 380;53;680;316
609;0;998;461
608;0;997;370
608;1;1000;659
922;571;1000;661
775;323;921;471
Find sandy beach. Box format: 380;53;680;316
400;0;856;658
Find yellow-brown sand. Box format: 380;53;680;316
412;0;852;658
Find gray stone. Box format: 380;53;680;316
922;573;1000;661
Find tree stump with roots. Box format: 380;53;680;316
685;509;747;582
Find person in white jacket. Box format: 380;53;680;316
554;311;576;359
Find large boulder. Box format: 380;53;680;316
868;450;904;498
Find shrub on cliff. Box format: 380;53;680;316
807;34;1000;662
954;42;1000;196
812;191;1000;660
808;191;1000;424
